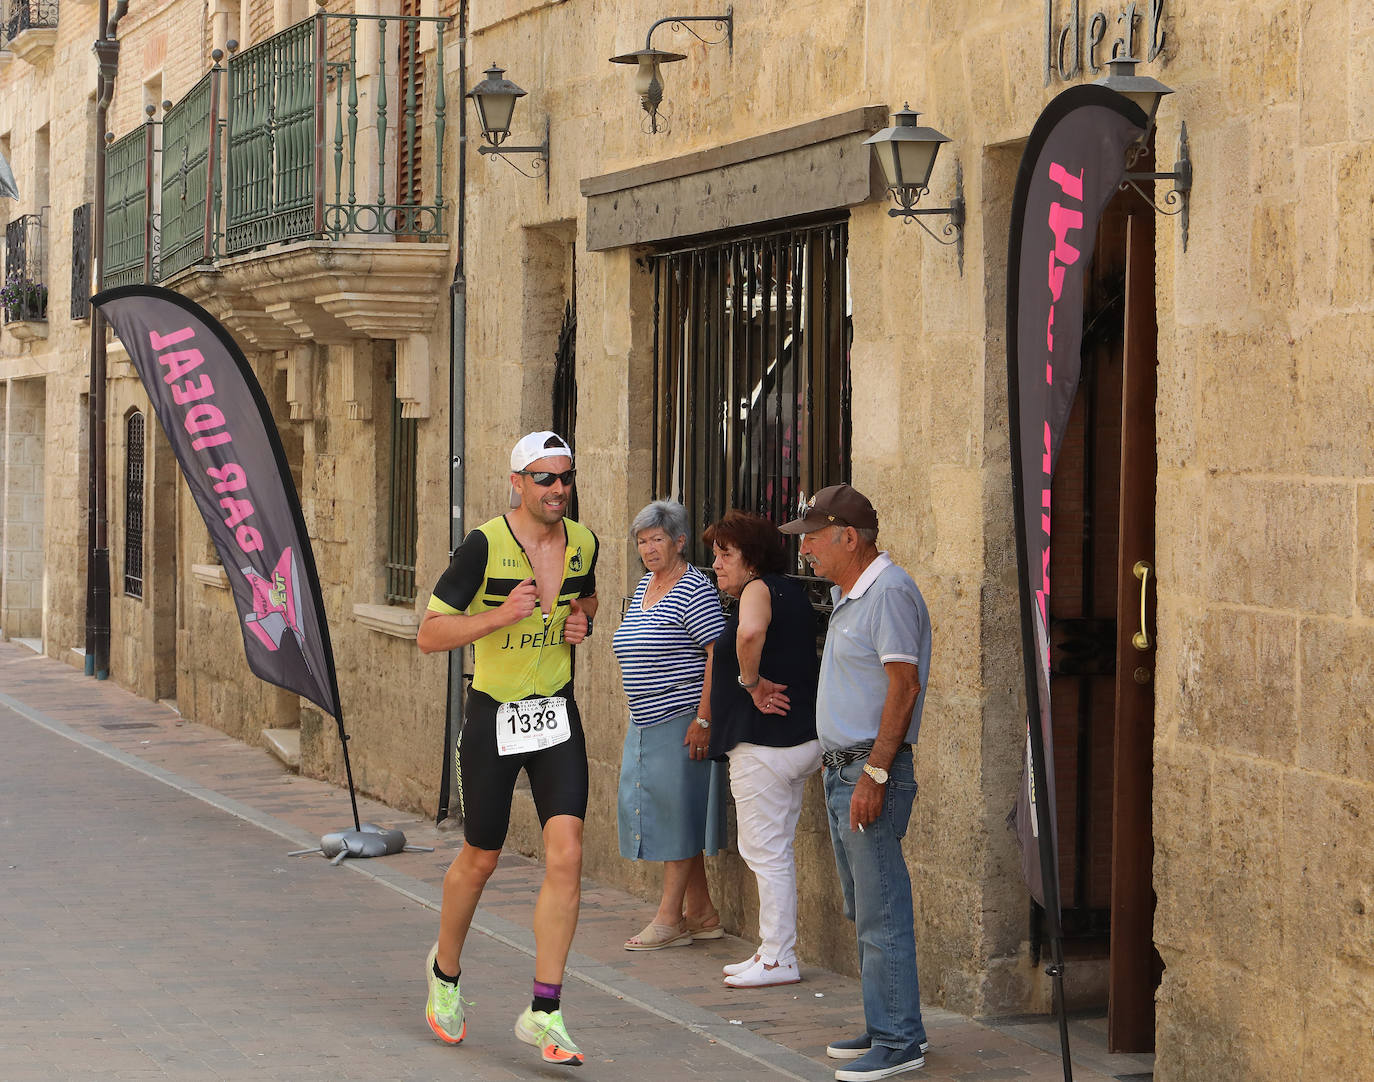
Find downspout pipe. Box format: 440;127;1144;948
86;0;127;679
437;0;468;824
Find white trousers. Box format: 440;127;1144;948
727;739;822;967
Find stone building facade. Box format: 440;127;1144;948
2;0;1371;1078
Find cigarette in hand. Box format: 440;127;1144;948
857;823;865;833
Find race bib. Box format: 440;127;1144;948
495;696;571;756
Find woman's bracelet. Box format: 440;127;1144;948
737;673;759;689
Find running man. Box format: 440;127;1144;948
417;431;599;1066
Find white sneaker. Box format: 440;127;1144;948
723;958;801;988
722;950;762;977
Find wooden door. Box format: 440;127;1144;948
1046;185;1160;1052
1108;207;1162;1054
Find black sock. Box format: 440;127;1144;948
433;957;460;984
532;979;561;1014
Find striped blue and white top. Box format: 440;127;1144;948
612;565;725;727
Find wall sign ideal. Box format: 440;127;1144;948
1045;0;1166;85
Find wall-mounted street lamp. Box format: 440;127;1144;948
610;7;734;134
466;63;550;197
864;104;966;273
1094;55;1193;249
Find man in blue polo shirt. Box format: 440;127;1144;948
780;484;931;1082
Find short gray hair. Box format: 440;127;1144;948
631;499;690;547
855;526;879;546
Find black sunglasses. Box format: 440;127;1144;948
517;468;576;486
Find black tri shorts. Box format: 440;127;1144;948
457;683;589;851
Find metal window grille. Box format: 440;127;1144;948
71;203;92;319
551;297;578;522
3;212;48;323
651;219;852;570
124;411;146;599
386;387;418;603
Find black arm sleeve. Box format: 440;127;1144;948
429;530;488;612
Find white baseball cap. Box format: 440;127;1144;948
510;431;573;473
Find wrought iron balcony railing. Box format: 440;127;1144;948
160;69;219;279
101;9;450;298
102;124;153;289
3;211;48;323
223;10;449;255
4;0;58;40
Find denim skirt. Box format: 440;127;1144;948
618;709;726;862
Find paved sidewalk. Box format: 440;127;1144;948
0;640;1151;1081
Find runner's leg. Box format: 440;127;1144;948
534;813;584;982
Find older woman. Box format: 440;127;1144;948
612;500;728;950
706;510;821;988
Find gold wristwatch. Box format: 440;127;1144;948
862;762;889;785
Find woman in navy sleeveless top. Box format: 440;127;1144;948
706;511;822;988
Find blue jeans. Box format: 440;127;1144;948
823;745;926;1051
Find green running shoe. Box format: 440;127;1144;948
514;1006;585;1066
424;944;466;1044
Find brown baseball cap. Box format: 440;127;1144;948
778;484;879;534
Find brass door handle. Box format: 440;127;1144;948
1132;560;1153;651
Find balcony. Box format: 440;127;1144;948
3;0;59;65
3;211;49;342
103;10;452;355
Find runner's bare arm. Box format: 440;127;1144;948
417;578;539;653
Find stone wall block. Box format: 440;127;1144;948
1204;478;1352;613
925;331;980;468
1358;484;1374;618
1296;617;1374;779
1209;754;1284;968
1248;202;1296;310
1294;144;1335;312
1278;772;1374;990
1153;745;1215;958
1299;0;1351;145
1230;3;1298;109
1194;607;1298;760
930;466;982;573
921;570;981;697
1194;328;1303;475
1332;141;1374;307
1348;30;1374;140
1295;318;1374;477
1156;474;1207;598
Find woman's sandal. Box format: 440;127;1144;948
684;912;725;941
624;920;695;951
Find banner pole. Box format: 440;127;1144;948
333;712;361;832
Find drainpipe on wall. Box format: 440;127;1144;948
86;0;128;680
437;0;468;824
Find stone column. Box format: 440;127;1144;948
1;378;46;641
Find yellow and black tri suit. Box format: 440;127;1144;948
426;515;599;849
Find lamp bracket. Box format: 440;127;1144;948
477;118;550;200
1120;121;1190;250
888;162;965;275
645;6;733;53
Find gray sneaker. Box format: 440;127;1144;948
833;1040;926;1080
827;1034;930;1060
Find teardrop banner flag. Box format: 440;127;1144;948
1005;85;1146;913
92;284;341;718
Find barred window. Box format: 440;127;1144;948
124;410;145;598
386;380;418;604
651;218;852;569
